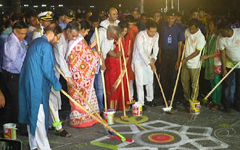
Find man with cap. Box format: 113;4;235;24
59;9;75;29
159;9;185;107
32;11;53;39
99;7;120;29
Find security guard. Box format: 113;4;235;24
159;9;185;106
59;9;75;29
32;11;53;40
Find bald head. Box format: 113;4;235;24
108;7;118;23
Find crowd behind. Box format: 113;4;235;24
0;5;239;150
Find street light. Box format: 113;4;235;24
42;4;46;7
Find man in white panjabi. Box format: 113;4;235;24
132;19;159;111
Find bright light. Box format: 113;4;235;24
58;4;63;7
0;4;3;7
42;4;46;7
119;4;121;7
51;5;54;8
33;5;38;8
90;6;94;8
24;4;29;7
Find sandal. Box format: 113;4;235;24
55;129;72;137
211;104;221;110
146;101;156;107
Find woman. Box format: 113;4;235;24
105;21;130;110
202;17;222;110
66;20;100;128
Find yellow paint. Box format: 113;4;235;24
115;116;149;130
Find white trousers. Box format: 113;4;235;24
130;80;134;100
28;104;51;150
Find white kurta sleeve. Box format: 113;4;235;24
99;28;113;59
136;34;151;65
53;38;72;78
151;33;159;60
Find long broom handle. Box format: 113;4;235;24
119;41;127;117
55;66;104;123
192;47;206;100
204;61;240;100
120;41;132;103
146;50;168;108
95;27;108;111
60;89;126;142
170;45;186;107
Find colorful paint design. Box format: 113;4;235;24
148;133;174;143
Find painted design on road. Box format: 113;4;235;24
148;133;174;143
91;120;229;150
115;116;149;130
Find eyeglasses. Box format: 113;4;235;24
55;34;61;40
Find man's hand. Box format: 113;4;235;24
0;90;5;108
149;62;156;72
90;39;97;48
67;77;77;88
181;59;187;66
222;69;228;77
100;56;106;70
175;60;180;71
116;51;122;57
151;58;156;64
201;55;208;61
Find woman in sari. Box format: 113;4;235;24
66;20;99;128
105;21;130;110
201;17;222;110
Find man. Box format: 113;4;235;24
181;18;206;108
59;9;75;29
136;12;149;31
53;12;64;25
218;21;240;113
90;25;121;115
132;9;140;22
159;9;185;107
132;19;159;111
32;11;52;39
18;23;62;150
153;10;162;25
25;9;40;44
2;21;28;125
85;14;99;44
50;21;79;136
100;7;120;29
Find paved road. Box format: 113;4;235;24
12;103;240;150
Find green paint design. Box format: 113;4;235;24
115;116;149;130
219;123;231;127
91;141;119;150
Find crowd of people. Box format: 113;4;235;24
0;5;239;150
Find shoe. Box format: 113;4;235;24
210;104;221;110
224;107;231;113
55;129;71;137
100;112;104;118
142;105;148;111
146;101;156;107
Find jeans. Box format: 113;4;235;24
94;68;104;113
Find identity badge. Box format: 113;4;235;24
168;35;172;44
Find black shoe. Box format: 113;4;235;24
142;105;148;111
100;112;104;118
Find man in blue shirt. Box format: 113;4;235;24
158;9;185;107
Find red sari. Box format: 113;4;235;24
126;26;139;80
105;37;130;110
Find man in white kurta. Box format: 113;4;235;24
132;19;159;110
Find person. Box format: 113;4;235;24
181;18;206;108
132;19;159;111
125;15;139;102
66;23;100;128
32;11;52;39
90;24;121;115
25;9;40;44
50;21;79;137
59;9;75;29
132;9;140;22
18;23;62;150
100;7;120;29
201;17;222;110
85;14;99;44
53;12;64;25
136;12;149;31
153;10;162;25
218;20;240;113
105;21;130;110
85;10;93;24
2;21;28;125
159;9;185;106
0;88;5;108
